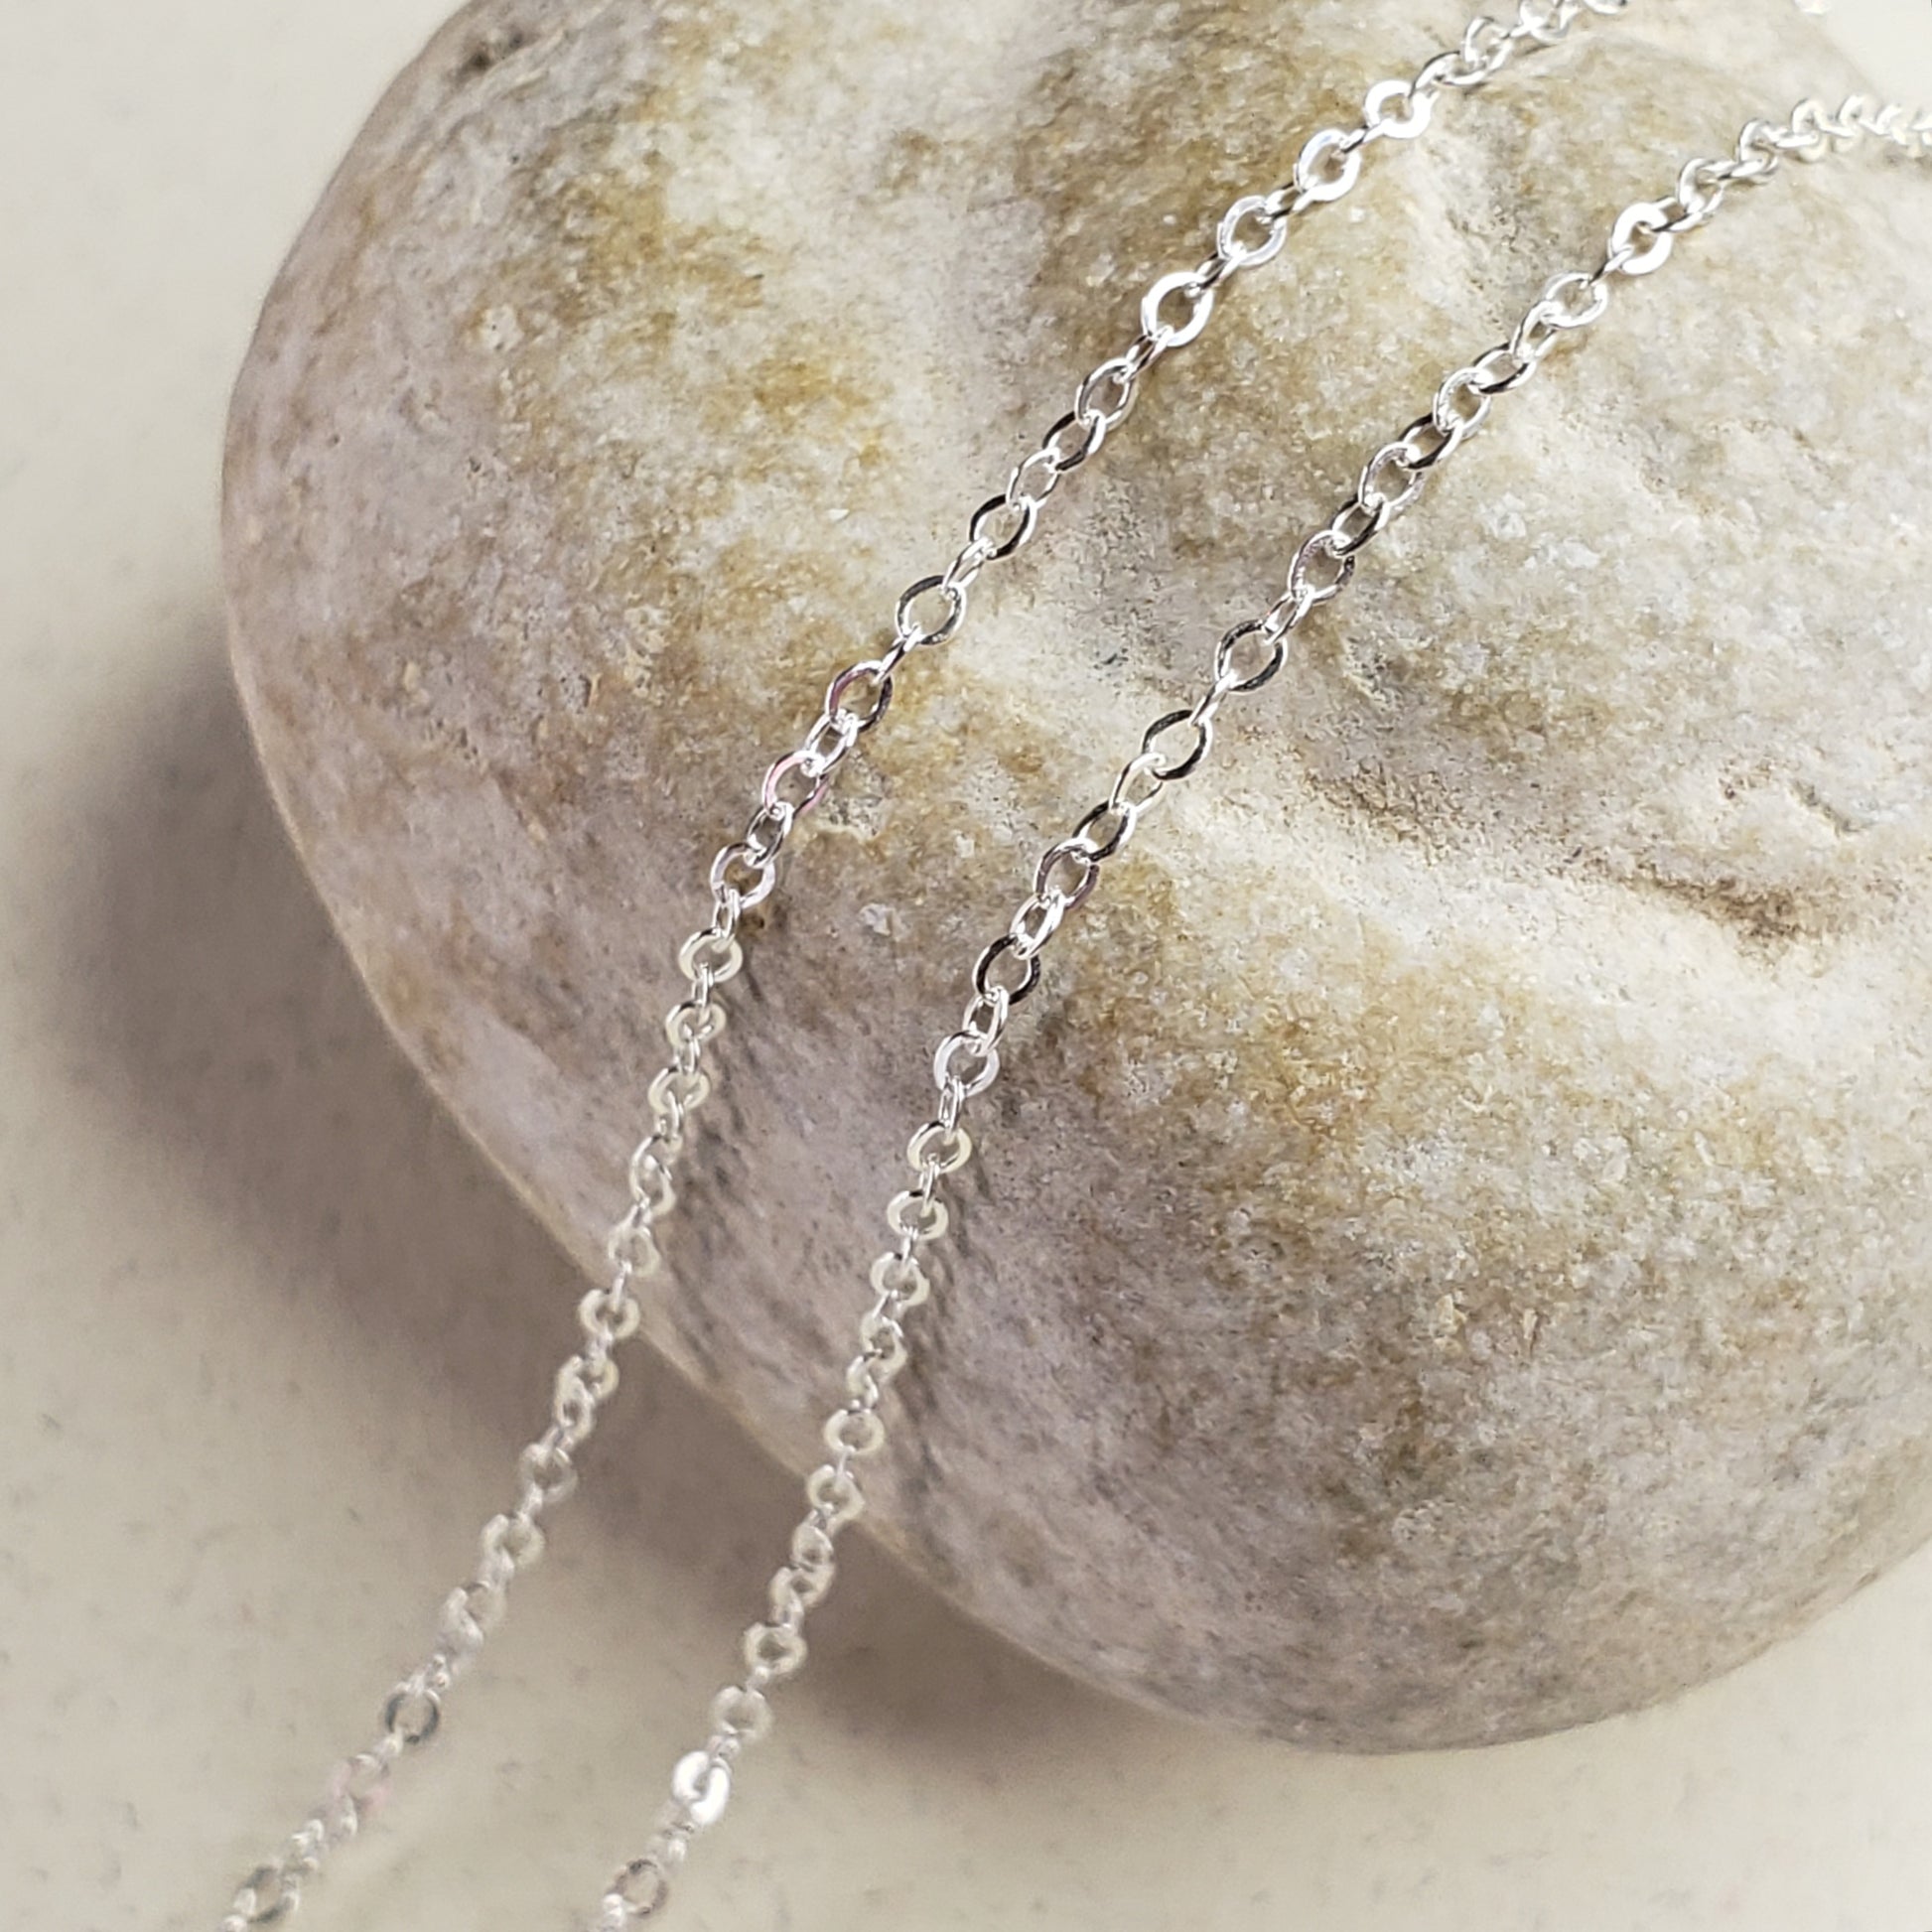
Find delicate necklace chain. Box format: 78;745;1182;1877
214;7;1931;1926
587;93;1928;1928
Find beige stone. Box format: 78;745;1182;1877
222;0;1932;1749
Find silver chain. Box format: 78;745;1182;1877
582;89;1930;1930
210;8;1932;1927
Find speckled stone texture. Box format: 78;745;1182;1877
223;0;1932;1749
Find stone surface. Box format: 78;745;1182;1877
222;0;1932;1750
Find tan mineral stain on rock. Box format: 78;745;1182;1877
223;0;1932;1748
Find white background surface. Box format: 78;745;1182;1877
3;4;1932;1930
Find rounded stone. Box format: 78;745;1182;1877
222;0;1932;1748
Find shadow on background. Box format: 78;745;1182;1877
53;608;1105;1777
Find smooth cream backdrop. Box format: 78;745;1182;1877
1;3;1929;1929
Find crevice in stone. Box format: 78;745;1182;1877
458;25;533;80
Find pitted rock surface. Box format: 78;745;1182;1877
224;0;1932;1747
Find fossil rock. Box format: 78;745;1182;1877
222;0;1932;1748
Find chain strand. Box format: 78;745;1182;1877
588;92;1930;1929
218;6;1651;1924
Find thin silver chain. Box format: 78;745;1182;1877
210;14;1932;1931
584;90;1930;1928
216;8;1627;1924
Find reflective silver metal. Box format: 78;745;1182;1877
584;87;1929;1932
207;1;1932;1920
